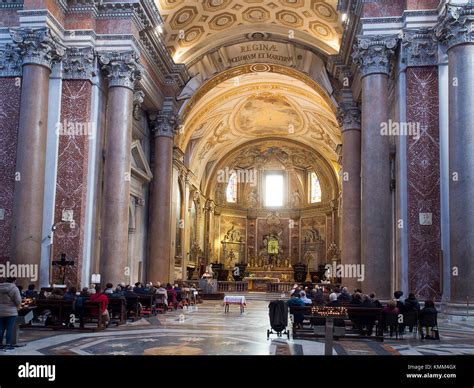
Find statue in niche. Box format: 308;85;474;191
290;190;302;207
304;226;321;244
226;250;238;269
223;223;242;243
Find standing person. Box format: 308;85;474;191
0;278;22;351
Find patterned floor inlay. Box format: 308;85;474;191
4;299;474;356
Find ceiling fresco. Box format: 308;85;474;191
177;70;341;184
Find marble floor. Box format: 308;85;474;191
3;298;474;356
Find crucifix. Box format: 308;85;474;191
52;253;75;285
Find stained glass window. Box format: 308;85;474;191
310;172;322;203
226;172;237;203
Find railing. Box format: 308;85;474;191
267;282;342;293
217;281;249;292
267;282;295;293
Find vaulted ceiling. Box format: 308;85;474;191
156;0;342;63
178;70;341;184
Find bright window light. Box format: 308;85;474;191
310;172;322;203
265;174;283;207
226;172;237;203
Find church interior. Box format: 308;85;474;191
0;0;474;361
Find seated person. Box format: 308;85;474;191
154;282;168;306
349;292;362;306
394;290;405;313
287;292;305;328
25;284;38;299
337;287;352;303
404;293;420;312
357;294;376;336
110;285;125;298
369;293;383;308
48;288;64;300
133;282;147;294
104;283;114;295
383;299;400;315
299;290;312;305
90;285;110;328
63;287;77;301
166;283;177;308
327;292;340;307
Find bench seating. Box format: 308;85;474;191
25;299;106;331
289;305;384;341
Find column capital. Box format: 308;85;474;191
10;27;65;70
337;100;361;131
98;50;143;90
402;28;438;67
0;44;22;77
149;111;180;138
435;1;474;50
63;47;96;80
352;35;399;77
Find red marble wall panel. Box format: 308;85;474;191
406;0;439;10
0;78;21;265
96;19;134;34
52;80;92;286
406;67;441;299
0;10;20;27
362;0;405;17
64;13;97;30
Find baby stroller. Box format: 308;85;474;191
267;300;290;340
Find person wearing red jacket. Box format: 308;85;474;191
90;285;109;328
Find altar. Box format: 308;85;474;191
244;277;280;291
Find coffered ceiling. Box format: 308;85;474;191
156;0;342;63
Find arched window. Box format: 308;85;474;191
226;172;237;203
309;172;322;203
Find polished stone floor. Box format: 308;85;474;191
3;298;474;356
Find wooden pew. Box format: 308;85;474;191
107;297;127;326
289;305;384;341
26;299;105;331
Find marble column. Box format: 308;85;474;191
337;99;361;292
9;28;64;284
436;2;474;302
352;35;398;298
98;51;142;285
148;107;178;284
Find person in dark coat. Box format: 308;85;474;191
394;291;405;313
337;287;352;303
404;293;420;311
419;300;438;339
